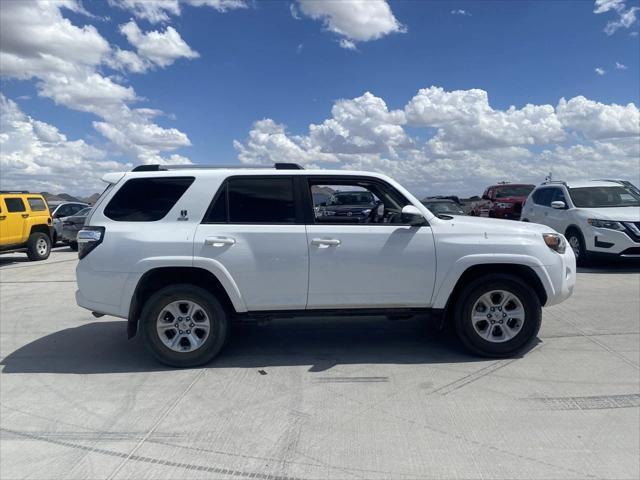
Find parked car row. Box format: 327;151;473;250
0;192;92;261
429;178;639;265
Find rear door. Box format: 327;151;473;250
304;176;436;309
194;176;309;311
0;197;28;245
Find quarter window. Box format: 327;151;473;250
227;177;296;224
104;177;195;221
203;183;228;223
4;198;26;212
27;198;47;211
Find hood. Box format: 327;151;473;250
441;215;552;234
575;206;640;222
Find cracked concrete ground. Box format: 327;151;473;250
1;250;639;479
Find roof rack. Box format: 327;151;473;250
0;190;30;194
540;180;567;186
131;163;304;172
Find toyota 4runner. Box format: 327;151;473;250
76;164;576;367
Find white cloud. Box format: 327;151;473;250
235;87;639;195
593;0;640;35
0;1;193;174
296;0;405;47
0;95;128;195
119;20;199;68
108;0;247;23
339;39;358;50
556;96;640;140
615;61;628;69
595;67;606;75
450;9;471;16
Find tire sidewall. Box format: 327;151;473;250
141;285;229;367
454;275;541;357
566;229;588;266
27;232;51;261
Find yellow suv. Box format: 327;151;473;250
0;192;53;261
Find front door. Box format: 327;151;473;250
304;176;437;309
0;197;27;246
194;176;309;311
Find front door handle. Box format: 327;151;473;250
204;236;236;247
311;238;341;247
0;215;5;220
21;213;29;218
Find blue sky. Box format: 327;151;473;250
1;0;639;195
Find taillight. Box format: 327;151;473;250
77;226;105;259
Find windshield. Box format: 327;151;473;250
76;207;92;216
327;192;374;206
424;201;464;215
495;185;534;198
569;186;640;208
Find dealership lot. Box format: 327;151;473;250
0;251;638;480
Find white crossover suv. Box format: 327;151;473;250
520;180;640;265
76;164;575;367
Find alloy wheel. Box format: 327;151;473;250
471;290;525;343
156;300;211;353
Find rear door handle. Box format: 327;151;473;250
204;236;236;247
311;238;341;247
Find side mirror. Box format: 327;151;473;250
551;200;566;209
401;205;427;226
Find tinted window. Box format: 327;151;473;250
76;207;92;216
104;177;194;221
550;188;566;204
532;188;553;206
5;198;26;212
495;185;535;198
569;186;640;208
203;183;228;223
27;198;46;211
228;177;295;223
69;204;85;215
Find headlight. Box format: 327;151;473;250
542;233;566;254
587;219;625;231
496;202;513;209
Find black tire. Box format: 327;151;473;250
453;274;541;357
140;284;229;367
26;232;51;261
52;231;58;246
69;242;78;251
565;228;589;266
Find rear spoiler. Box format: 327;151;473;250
101;172;126;184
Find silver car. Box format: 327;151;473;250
49;202;88;244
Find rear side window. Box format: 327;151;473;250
227;177;296;223
104;177;194;221
27;198;47;211
4;198;26;212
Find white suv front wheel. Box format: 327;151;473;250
454;274;541;357
141;284;229;367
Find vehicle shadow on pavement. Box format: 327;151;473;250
577;260;640;274
0;317;508;374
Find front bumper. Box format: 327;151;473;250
537;247;576;306
584;226;640;258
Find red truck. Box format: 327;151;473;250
468;183;535;220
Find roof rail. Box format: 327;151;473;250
0;190;30;194
131;163;304;172
540;180;567;186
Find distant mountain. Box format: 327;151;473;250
41;192;101;205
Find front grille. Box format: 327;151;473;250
623;222;640;242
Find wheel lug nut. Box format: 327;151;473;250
490;320;495;324
503;313;507;317
187;330;191;334
179;330;183;334
190;323;194;327
499;320;503;324
178;317;183;321
174;323;178;327
487;314;492;318
490;307;495;311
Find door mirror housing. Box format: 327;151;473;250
551;200;566;210
401;205;427;226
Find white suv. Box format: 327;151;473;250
76;164;575;367
520;180;640;264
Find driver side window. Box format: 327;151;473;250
308;178;411;225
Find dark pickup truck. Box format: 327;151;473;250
468;183;535;220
